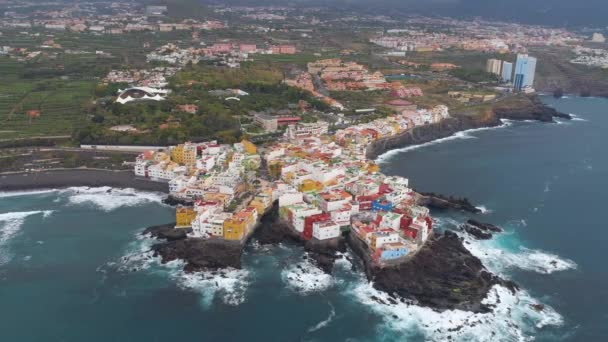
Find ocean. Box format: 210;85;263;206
0;96;604;341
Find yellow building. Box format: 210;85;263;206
249;199;266;215
299;179;324;193
367;163;380;174
171;145;185;164
171;143;197;166
223;217;247;240
241;140;257;155
175;206;197;228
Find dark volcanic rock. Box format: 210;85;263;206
152;238;242;272
366;115;500;160
461;220;503;240
418;192;481;214
253;202;302;245
305;237;347;274
348;231;518;312
492;95;571;122
162;195;193;206
461;225;493;240
143;223;190;241
466;219;502;233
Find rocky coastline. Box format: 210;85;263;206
366;95;571;160
144;223;244;271
346;229;517;312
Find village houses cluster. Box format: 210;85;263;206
263;122;435;263
132;98;451;263
135;139;267;242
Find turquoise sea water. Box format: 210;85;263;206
0;96;603;341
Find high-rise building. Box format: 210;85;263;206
485;59;502;75
501;61;513;83
591;33;606;43
513;54;537;91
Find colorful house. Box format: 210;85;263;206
372;199;393;212
303;213;331;240
223;216;247;241
241;140;257;155
175;206;197;228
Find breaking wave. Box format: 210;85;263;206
0;210;53;265
569;114;588;122
350;280;563;342
476;205;493;214
435;217;577;276
308;302;337;333
117;231;250;308
62;186;165;212
376;120;514;164
281;257;335;294
465;238;577;275
0;189;58;198
172;266;250;307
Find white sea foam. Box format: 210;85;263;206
350;281;563;342
62;186;164;212
0;189;58;198
118;233;158;272
462;236;576;275
569;114;588;122
172;267;250;307
434;217;576;275
118;232;250;307
376;119;513;164
308;302;336;332
0;210;53;265
282;258;334;294
476;205;493;214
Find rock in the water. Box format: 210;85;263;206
143;223;190;241
152;238;242;272
466;219;503;233
461;219;503;239
418;192;481;214
461;224;493;240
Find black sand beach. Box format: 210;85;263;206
0;169;168;193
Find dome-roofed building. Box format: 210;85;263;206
116;86;169;104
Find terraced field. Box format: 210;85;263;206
0;57;97;140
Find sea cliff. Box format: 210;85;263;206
366;95;570;160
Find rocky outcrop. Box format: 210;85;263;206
151;238;243;271
253;203;302;245
143;223;190;241
460;220;503;240
347;231;518;312
304;238;347;274
492;95;572;122
417;192;481;214
162;195;193;207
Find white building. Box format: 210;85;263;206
371;231;400;249
279;192;304;207
312;220;341;240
